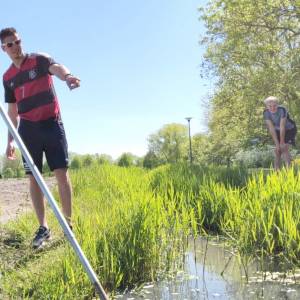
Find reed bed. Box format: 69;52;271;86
0;165;191;299
1;164;300;299
151;164;300;266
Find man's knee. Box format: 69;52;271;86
54;168;70;185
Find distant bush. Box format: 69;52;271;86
3;168;14;178
234;146;274;168
234;146;297;168
117;153;134;167
96;154;112;165
70;156;82;169
82;154;94;167
69;154;113;170
15;167;25;178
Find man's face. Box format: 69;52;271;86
266;101;278;113
1;33;23;60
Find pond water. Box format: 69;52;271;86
114;238;300;299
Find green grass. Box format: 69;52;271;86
0;165;192;299
2;163;300;298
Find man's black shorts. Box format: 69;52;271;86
18;117;69;174
276;126;297;146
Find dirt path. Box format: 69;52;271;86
0;177;57;224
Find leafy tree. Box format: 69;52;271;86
200;0;300;160
142;151;162;169
191;133;211;164
82;154;94;167
117;152;134;167
96;154;113;165
134;156;144;167
147;123;188;164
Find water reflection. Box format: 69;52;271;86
114;237;300;299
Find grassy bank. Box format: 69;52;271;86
1;164;300;298
0;165;191;299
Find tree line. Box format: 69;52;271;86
0;118;282;179
2;0;298;176
0;123;196;178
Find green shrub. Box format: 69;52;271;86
234;146;274;168
3;168;14;178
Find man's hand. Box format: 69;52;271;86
6;141;16;160
65;74;80;90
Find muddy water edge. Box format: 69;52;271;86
115;237;300;299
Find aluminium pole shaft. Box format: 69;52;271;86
0;103;109;300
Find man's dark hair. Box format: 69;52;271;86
0;27;17;43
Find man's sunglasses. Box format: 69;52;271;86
2;39;21;48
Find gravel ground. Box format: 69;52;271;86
0;177;57;224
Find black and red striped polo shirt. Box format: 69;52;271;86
3;53;60;121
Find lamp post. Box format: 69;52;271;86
185;117;193;165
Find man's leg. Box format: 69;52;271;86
281;144;291;168
274;149;281;170
29;174;48;228
29;174;51;248
53;168;72;226
19;120;51;248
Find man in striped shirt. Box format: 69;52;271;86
1;27;80;248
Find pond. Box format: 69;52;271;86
114;237;300;299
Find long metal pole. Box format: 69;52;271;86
0;103;109;300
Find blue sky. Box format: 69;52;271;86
0;0;210;159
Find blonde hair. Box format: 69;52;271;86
264;96;278;105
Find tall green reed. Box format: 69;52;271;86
3;163;300;299
1;165;194;299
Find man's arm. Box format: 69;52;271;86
49;64;80;90
6;103;18;159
